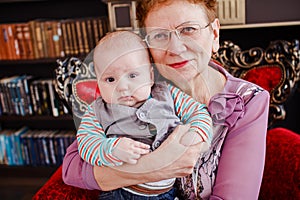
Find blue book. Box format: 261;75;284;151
13;126;29;165
4;129;15;165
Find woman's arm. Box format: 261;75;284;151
168;84;213;143
63;124;208;191
62;140;100;190
210;90;270;200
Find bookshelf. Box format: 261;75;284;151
0;0;109;176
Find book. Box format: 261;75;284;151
28;20;40;59
61;20;70;56
80;19;90;54
30;79;43;115
21;75;36;115
12;126;29;165
0;130;8;164
34;20;47;58
12;76;25;116
47;130;58;165
14;23;27;59
4;129;16;165
40;80;52;116
44;79;59;117
20;129;36;165
70;20;79;55
3;24;19;60
0;24;7;60
45;21;55;58
22;23;35;59
0;77;9;114
1;76;19;115
52;21;65;58
85;18;95;52
75;20;85;56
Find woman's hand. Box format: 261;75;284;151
94;124;209;191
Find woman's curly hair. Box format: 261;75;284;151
136;0;218;34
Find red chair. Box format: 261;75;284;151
33;40;300;199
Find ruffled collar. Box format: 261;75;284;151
208;61;245;128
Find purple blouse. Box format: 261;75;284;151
62;61;270;200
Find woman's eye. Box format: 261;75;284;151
181;26;197;34
105;77;115;83
153;32;168;41
129;73;137;78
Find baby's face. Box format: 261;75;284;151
97;49;154;108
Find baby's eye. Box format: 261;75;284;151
105;77;115;83
129;73;138;78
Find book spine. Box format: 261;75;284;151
86;19;95;52
15;24;27;59
28;20;40;59
15;77;26;116
0;133;6;164
52;21;65;58
29;83;38;115
7;78;20;115
35;21;46;58
0;81;8;114
61;20;70;57
70;20;79;56
44;21;55;58
80;20;90;54
75;20;84;56
20;133;30;165
22;23;35;59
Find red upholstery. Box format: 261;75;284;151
32;166;100;200
242;65;282;92
32;128;300;200
259;128;300;199
74;80;100;105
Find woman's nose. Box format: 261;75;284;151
167;33;187;55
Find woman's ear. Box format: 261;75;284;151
150;66;155;85
211;18;220;53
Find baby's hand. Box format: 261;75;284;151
112;137;151;164
180;131;203;146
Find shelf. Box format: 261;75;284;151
0;165;58;178
0;58;59;65
0;0;46;3
0;114;72;121
221;20;300;29
0;56;87;65
0;115;75;130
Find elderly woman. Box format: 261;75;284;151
62;0;269;199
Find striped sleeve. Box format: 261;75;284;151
168;84;213;143
76;104;123;167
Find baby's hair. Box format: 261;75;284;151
93;31;149;78
96;31;146;49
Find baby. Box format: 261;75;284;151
77;31;212;199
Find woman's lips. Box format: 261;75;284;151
168;60;189;69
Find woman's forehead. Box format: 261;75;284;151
144;1;207;29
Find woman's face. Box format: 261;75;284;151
144;1;220;84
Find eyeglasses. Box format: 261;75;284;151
143;22;211;49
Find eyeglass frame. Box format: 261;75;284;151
143;21;211;48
